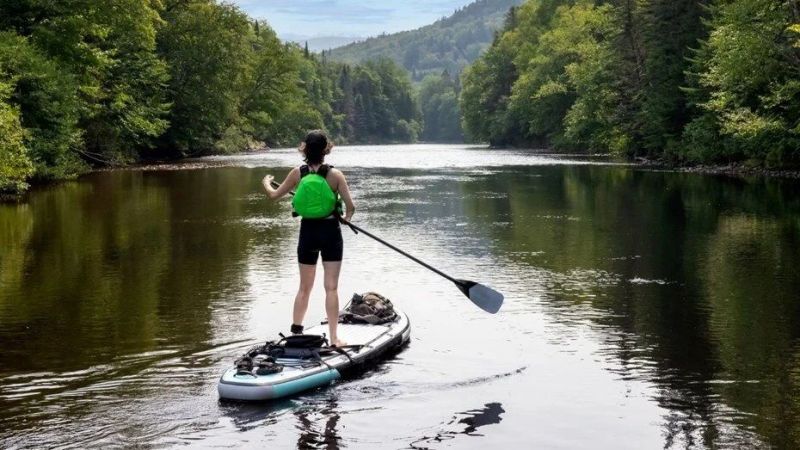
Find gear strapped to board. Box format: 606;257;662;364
339;292;398;325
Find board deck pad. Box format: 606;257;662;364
218;311;410;401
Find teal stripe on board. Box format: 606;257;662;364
272;369;341;398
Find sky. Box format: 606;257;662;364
231;0;477;39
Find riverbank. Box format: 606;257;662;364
676;163;800;179
5;147;800;204
636;158;800;179
118;149;800;180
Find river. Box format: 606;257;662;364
1;145;799;448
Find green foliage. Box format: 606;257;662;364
0;81;33;195
462;0;636;149
461;5;534;146
635;0;707;154
156;2;421;151
511;1;624;151
685;0;800;166
460;0;800;166
255;43;327;146
77;0;171;162
158;1;252;154
419;72;463;142
1;0;170;163
331;59;422;144
300;55;345;140
329;0;524;81
0;0;423;195
0;31;84;181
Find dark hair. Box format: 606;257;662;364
301;130;331;165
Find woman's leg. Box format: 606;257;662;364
322;261;345;346
293;263;317;329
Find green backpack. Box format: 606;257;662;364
292;165;340;219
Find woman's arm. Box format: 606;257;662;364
263;168;300;200
334;170;356;221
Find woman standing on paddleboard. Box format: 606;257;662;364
263;130;355;347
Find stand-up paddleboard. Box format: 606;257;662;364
219;294;409;402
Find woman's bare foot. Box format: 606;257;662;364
332;338;347;348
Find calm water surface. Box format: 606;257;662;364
2;145;800;449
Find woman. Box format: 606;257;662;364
263;130;355;347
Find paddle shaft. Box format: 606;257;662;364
269;180;463;287
342;220;462;286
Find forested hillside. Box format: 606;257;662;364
326;0;524;143
0;0;419;196
328;0;523;81
460;0;800;166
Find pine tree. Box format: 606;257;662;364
635;0;709;156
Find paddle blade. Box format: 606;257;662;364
456;280;504;314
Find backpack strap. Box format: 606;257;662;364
316;164;332;178
300;164;332;178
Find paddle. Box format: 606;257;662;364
269;180;504;314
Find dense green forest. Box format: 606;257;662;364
418;71;464;142
0;0;420;196
460;0;800;166
329;0;523;81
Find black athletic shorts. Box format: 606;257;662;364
297;218;343;265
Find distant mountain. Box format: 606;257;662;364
281;34;363;52
327;0;523;81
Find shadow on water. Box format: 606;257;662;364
408;402;505;449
